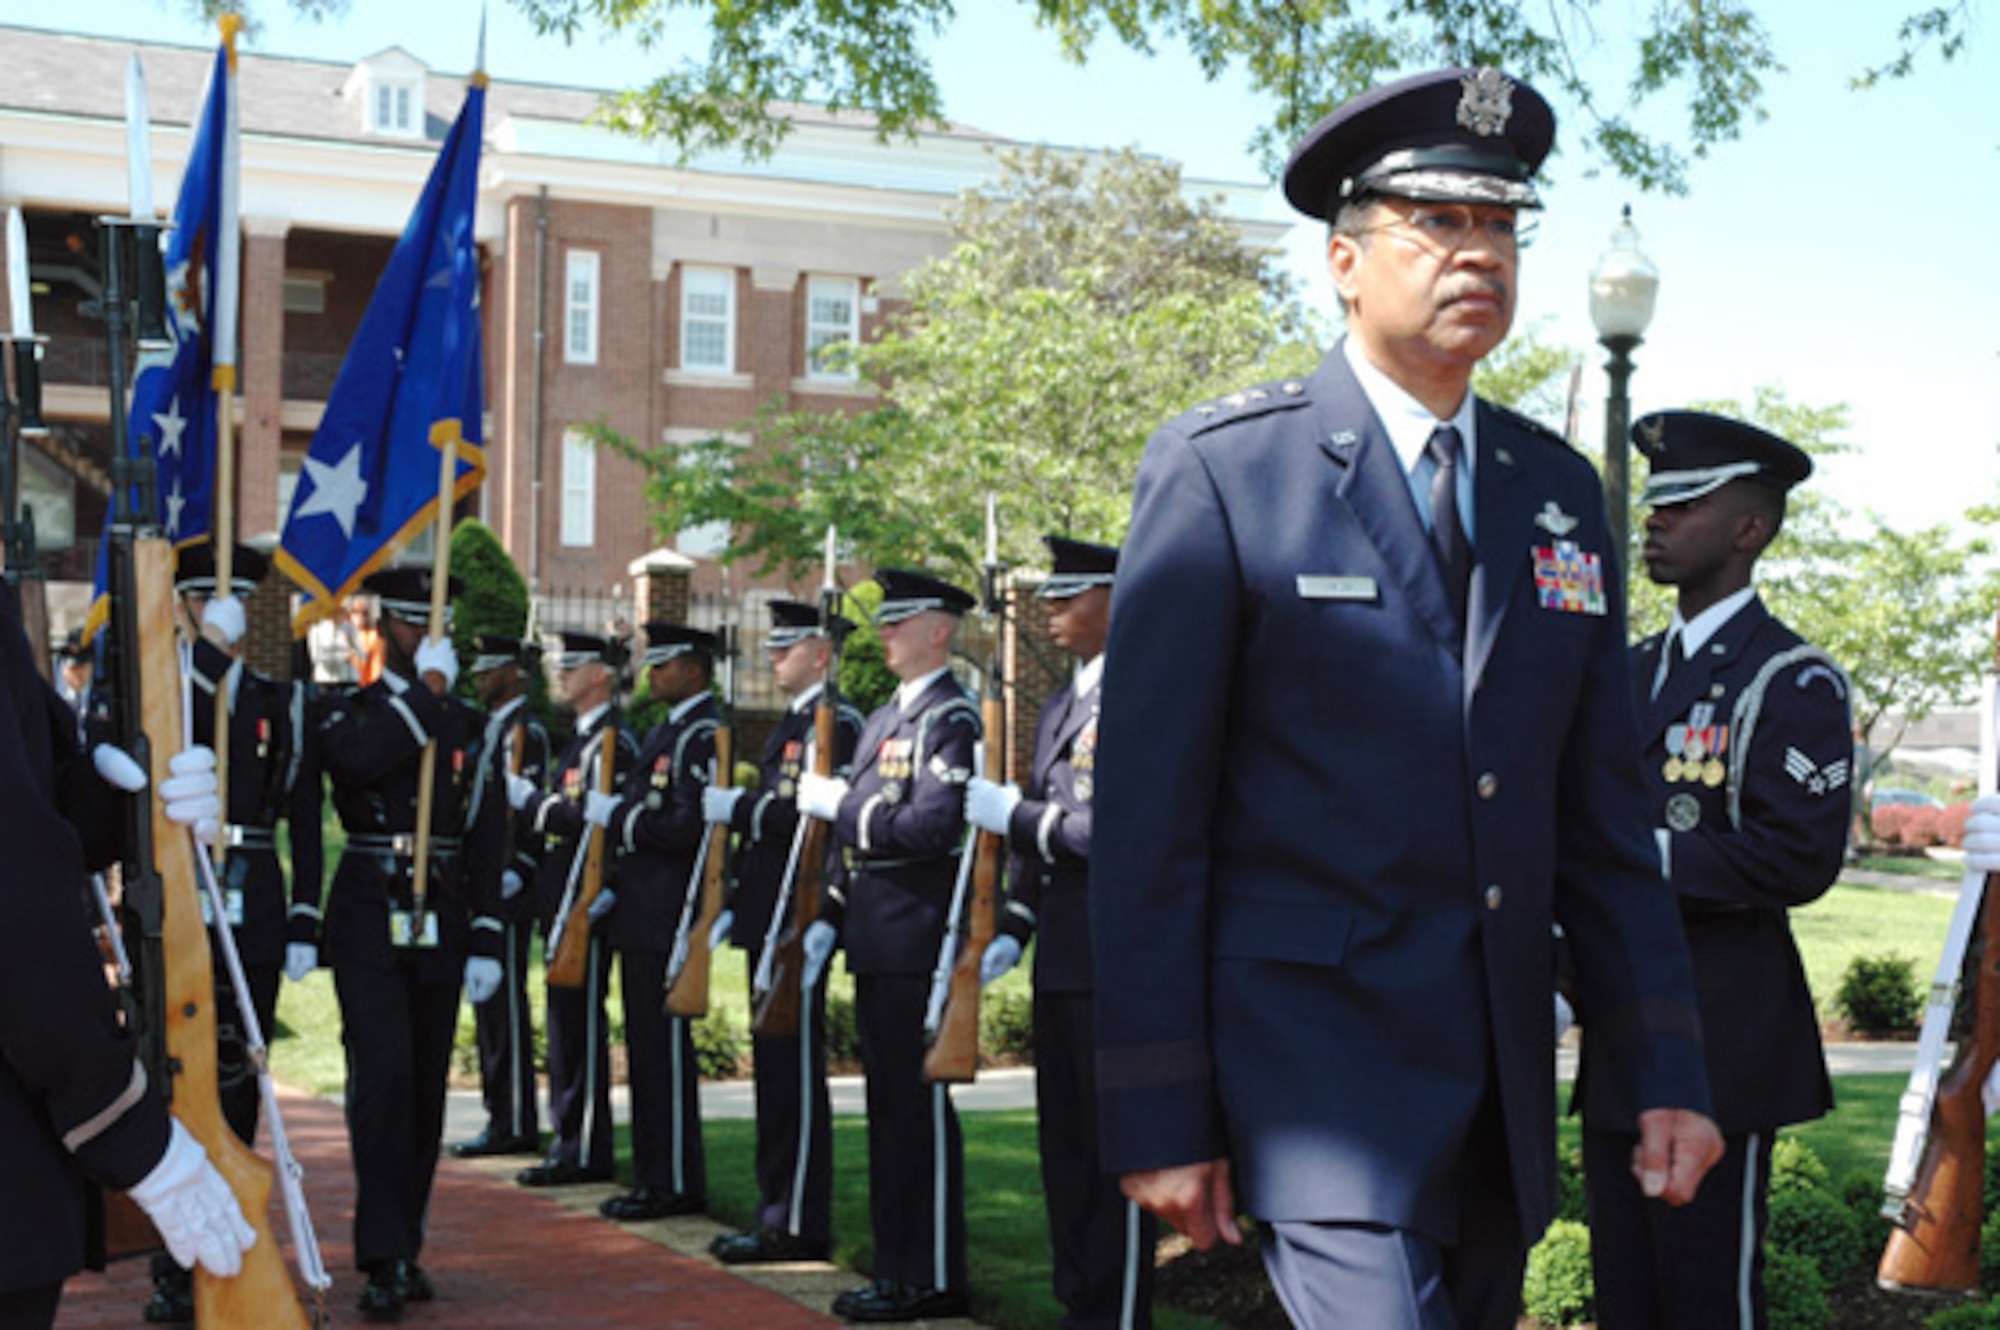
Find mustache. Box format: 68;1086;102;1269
1441;276;1509;304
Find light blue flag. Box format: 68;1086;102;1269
276;78;487;631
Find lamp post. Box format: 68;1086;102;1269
1588;205;1659;606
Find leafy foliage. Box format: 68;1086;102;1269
1767;1184;1866;1285
1762;1246;1830;1330
1521;1219;1594;1328
1832;952;1921;1036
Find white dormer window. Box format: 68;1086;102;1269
343;49;429;140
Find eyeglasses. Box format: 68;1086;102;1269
1361;203;1537;254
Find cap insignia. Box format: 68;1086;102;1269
1457;68;1515;138
1639;416;1667;448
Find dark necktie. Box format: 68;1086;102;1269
1650;626;1682;701
1427;425;1472;632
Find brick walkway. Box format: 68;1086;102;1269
52;1086;952;1329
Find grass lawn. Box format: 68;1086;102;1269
1793;876;1959;1022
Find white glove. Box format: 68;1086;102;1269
1554;992;1577;1042
414;635;458;690
463;956;503;1004
965;777;1021;835
160;747;222;845
283;943;317;983
703;785;745;824
586;888;618;923
980;935;1023;987
127;1119;256;1277
201;594;246;648
795;772;850;822
93;743;149;793
500;868;525;901
584;789;620;829
709;909;734;951
802;920;837;989
506;773;538;811
1964;794;2000;874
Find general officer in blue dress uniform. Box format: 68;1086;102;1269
510;632;636;1189
313;566;507;1320
1089;67;1723;1330
797;569;979;1324
0;584;254;1330
146;540;325;1325
1580;411;1850;1330
703;599;863;1265
451;635;552;1160
589;621;720;1221
971;536;1157;1330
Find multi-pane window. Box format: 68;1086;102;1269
371;81;416;135
680;266;735;374
806;275;860;379
561;428;595;547
565;251;599;365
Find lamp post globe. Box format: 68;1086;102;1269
1589;205;1660;607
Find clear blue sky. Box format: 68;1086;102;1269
4;0;1995;533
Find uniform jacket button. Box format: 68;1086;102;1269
1484;884;1503;910
1476;772;1499;799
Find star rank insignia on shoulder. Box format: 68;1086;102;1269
1181;379;1312;435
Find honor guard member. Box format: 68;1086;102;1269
0;576;255;1330
796;568;979;1324
508;632;635;1188
144;540;325;1325
450;635;552;1160
703;599;863;1265
1581;412;1850;1330
314;566;507;1321
53;629;92;743
968;536;1156;1330
587;621;719;1221
1090;69;1722;1330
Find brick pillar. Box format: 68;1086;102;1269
243;557;298;680
628;548;693;625
238;218;290;541
1002;580;1067;783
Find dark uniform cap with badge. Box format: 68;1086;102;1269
1282;66;1555;221
639;620;720;668
1634;410;1813;508
1037;535;1119;601
360;566;464;627
765;598;827;651
173;539;270;597
56;626;89;662
550;631;626;672
469;633;540;676
872;568;976;625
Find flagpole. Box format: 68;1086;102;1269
211;14;242;805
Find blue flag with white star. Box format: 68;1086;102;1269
275;77;487;632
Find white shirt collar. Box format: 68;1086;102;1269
1073;654;1105;697
1669;586;1759;659
1342;336;1478;479
897;666;952;713
575;701;610;733
383;668;410;696
668;692;707;724
789;680;825;714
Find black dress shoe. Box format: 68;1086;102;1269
395;1261;434;1303
516;1159;607;1187
356;1271;405;1322
451;1130;540;1159
598;1186;705;1221
831;1280;968;1324
710;1227;831;1265
142;1267;194;1324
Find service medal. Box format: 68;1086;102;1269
1075;774;1093;802
1702;759;1726;788
1683;734;1706;762
882;780;903;805
1663;757;1684;782
1665;793;1701;831
779;779;796;799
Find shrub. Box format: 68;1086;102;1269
1763;1246;1829;1330
1903;805;1946;848
692;1010;744;1080
824;991;862;1065
1943;802;1973;848
1926;1300;2000;1330
1520;1220;1593;1328
979;987;1035;1059
1770;1136;1832;1199
1555;1141;1588;1225
1873;803;1911;844
1834;952;1922;1036
1768;1184;1865;1285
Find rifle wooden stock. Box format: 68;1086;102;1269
547;722;617;990
754;696;836;1038
132;537;309;1327
1879;874;2000;1294
667;721;732;1018
923;692;1004;1084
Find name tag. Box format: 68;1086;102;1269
1296;574;1378;602
389;910;440;949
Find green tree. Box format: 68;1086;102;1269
592;146;1318;587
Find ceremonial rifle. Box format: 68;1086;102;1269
547;714;618;989
3;205;51;675
96;202;311;1324
753;526;846;1036
1878;619;2000;1294
922;498;1005;1083
667;622;736;1017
